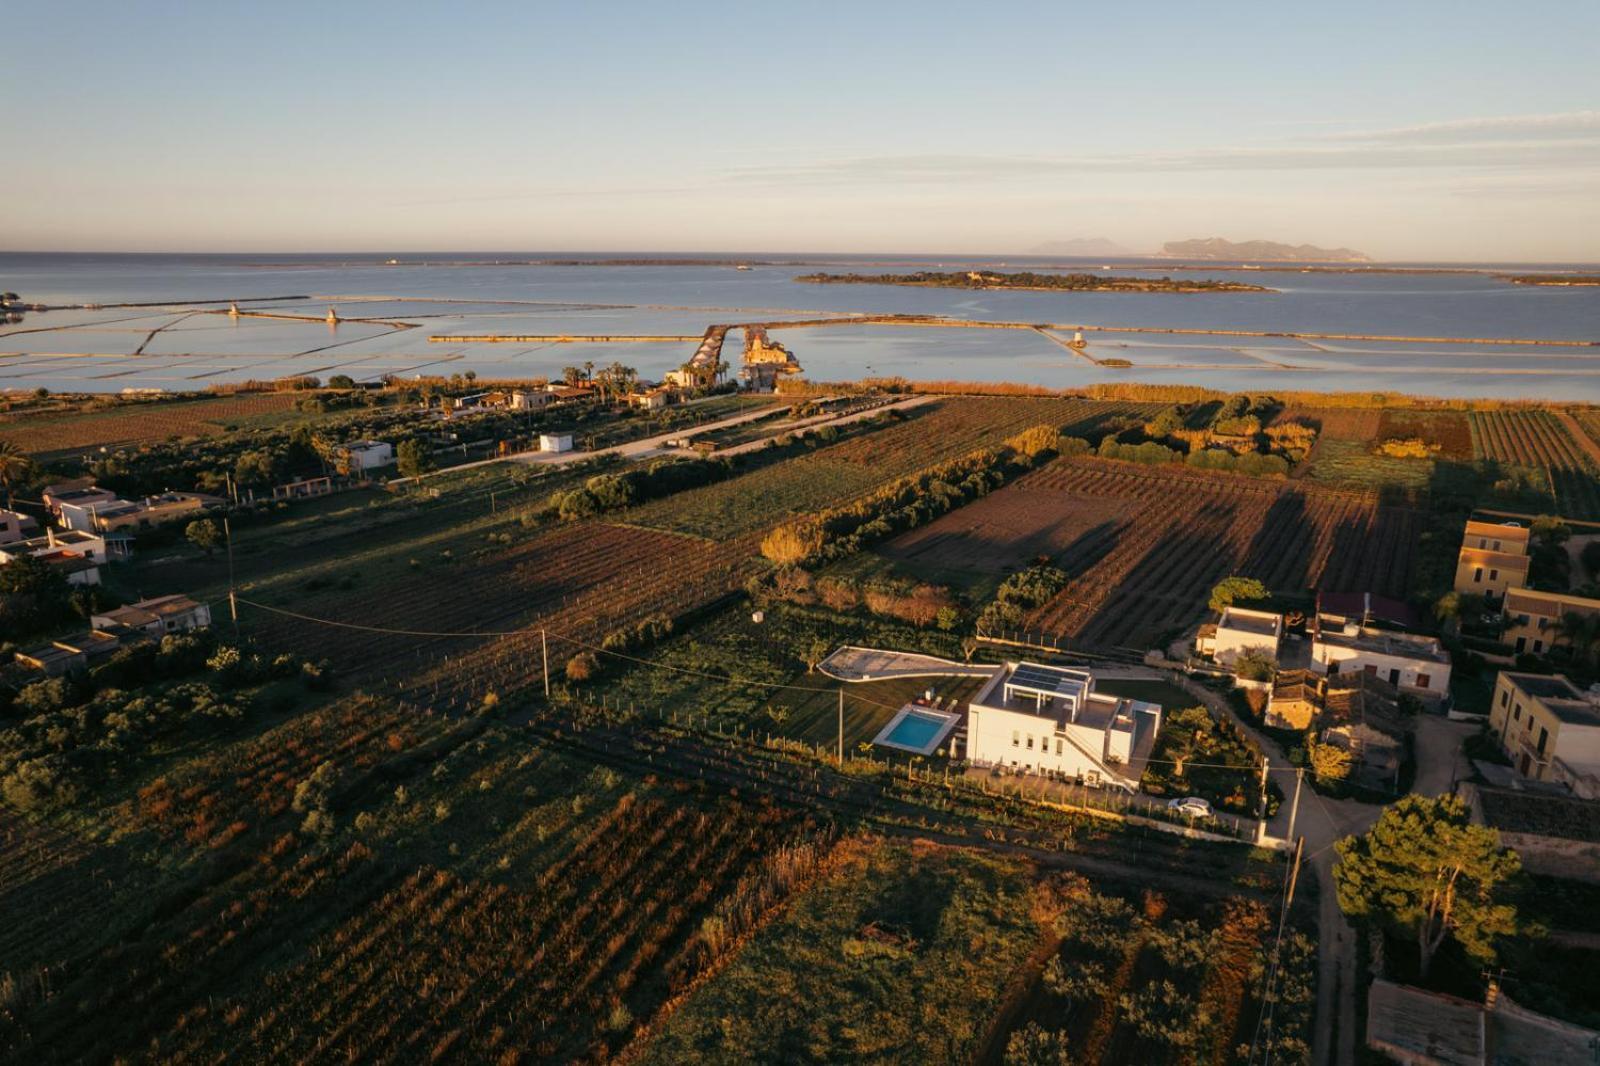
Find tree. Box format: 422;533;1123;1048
1334;793;1521;979
803;638;831;673
185;518;222;556
396;438;432;478
328;374;356;389
1554;610;1600;667
0;439;35;509
1531;514;1571;547
233;449;276;487
0;553;74;638
1234;647;1276;682
1209;576;1270;613
1307;736;1353;786
1433;590;1487;631
760;521;824;566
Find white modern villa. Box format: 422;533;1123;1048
965;662;1162;792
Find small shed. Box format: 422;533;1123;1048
539;433;574;454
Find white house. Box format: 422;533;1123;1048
339;440;394;473
0;508;39;544
965;661;1162;792
539;433;574;454
508;389;551;411
0;528;109;565
1196;606;1282;666
0;529;109;587
1311;619;1452;703
92;593;211;636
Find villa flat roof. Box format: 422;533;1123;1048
1220;608;1280;637
1505;587;1600;616
1457;546;1530;568
1316;627;1451;664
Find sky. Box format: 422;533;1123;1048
4;1;1599;261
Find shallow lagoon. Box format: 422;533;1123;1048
2;253;1597;398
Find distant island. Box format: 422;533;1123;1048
1501;274;1600;286
1027;237;1136;257
794;270;1271;293
1161;237;1370;263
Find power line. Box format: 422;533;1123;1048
232;592;1286;768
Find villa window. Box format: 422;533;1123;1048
1489;569;1498;582
1493;540;1502;551
1026;736;1034;750
1513;704;1521;721
1056;738;1063;755
1538;727;1549;755
1474;567;1483;583
1500;690;1509;708
1012;730;1019;747
1416;673;1431;690
1534;640;1544;653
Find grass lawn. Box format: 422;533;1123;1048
774;673;987;754
643;836;1045;1064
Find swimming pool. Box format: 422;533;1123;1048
873;706;959;755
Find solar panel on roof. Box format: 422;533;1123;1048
1009;663;1091;696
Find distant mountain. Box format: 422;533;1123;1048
1160;237;1370;263
1027;237;1136;257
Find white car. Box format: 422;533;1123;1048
1167;796;1214;819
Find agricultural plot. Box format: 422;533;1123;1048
886;458;1417;653
241;521;752;695
1375;409;1474;459
1271;406;1382;442
1000;882;1315;1065
0;812;174;977
1470;409;1600;519
626;396;1149;540
642;836;1043;1064
0;392;301;456
3;729;833;1065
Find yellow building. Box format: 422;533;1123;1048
1502;586;1600;656
1453;518;1531;598
1488;672;1600;784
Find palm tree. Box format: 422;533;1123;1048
1554;611;1600;667
0;440;35;509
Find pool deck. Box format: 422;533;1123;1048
871;702;963;756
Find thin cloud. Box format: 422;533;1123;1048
724;139;1600;186
1320;110;1600;143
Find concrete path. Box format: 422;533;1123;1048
818;645;994;682
1412;714;1474;796
1168;672;1379;1066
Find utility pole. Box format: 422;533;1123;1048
1285;835;1304;908
837;688;844;767
1286;767;1304;843
541;629;550;699
490;490;497;515
224;517;239;639
1257;757;1271;845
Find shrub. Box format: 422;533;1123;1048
565;652;600;682
761;521;825;566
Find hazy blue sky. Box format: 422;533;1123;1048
5;1;1598;260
